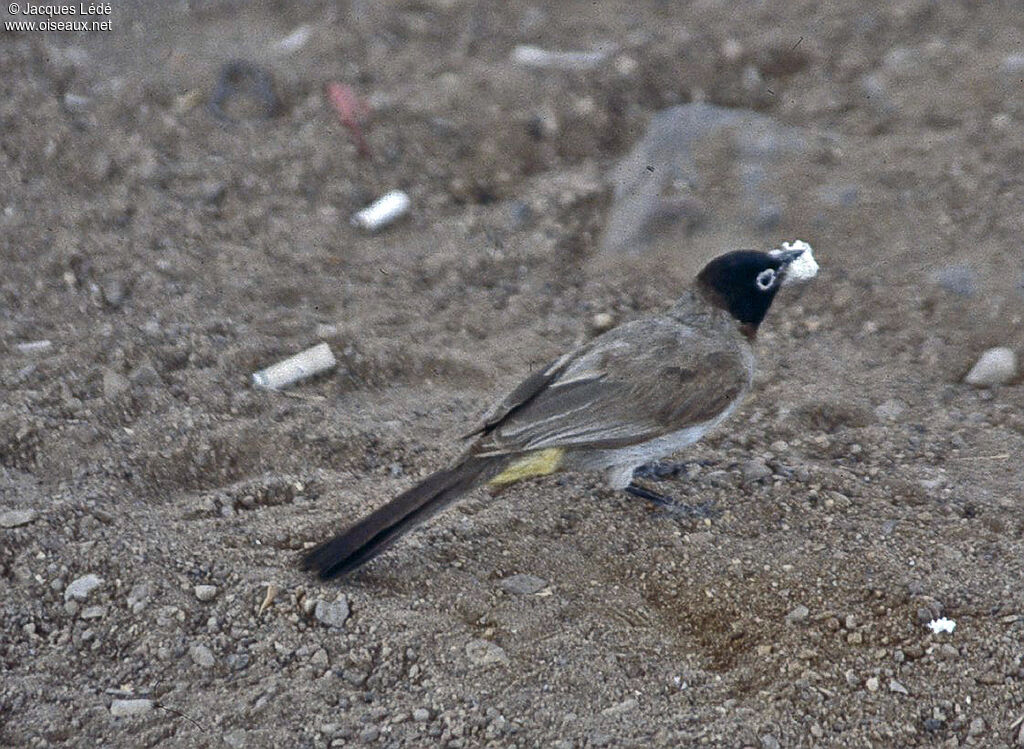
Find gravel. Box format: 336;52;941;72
64;574;103;602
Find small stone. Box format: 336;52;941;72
601;698;638;717
741;459;771;482
412;708;430;722
190;644;215;668
591;312;616;333
310;648;329;667
760;735;781;749
314;596;350;628
964;347;1017;387
498;574;547;595
0;509;38;528
80;605;106;620
938;643;959;659
933;265;978;297
224;730;248;748
194;585;218;602
102;369;130;400
65;574;103;602
110;699;153;718
465;639;510;666
889;679;909;695
844;614;857;630
359;726;379;743
874;399;906;421
785;605;810;624
865;676;880;692
968;717;985;736
1016;721;1024;746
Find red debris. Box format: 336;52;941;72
326;82;371;158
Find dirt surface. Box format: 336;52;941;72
3;1;1024;747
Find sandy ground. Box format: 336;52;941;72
3;1;1024;747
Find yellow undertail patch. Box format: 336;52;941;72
487;448;565;488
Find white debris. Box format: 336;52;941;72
928;617;956;634
351;190;411;232
252;342;336;390
773;239;819;283
15;340;53;355
274;25;311;55
511;44;610;71
964;347;1017;387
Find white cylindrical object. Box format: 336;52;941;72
511;44;608;70
351;190;411;231
252;342;337;390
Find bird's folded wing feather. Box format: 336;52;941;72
471;318;751;455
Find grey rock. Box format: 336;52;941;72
0;509;38;528
933;265;978;296
969;717;986;736
359;726;380;743
889;679;909;695
65;574;103;602
964;347;1017;386
80;605;106;620
194;584;218;602
102;369;130;400
498;574;547;595
760;735;781;749
314;596;350;628
110;699;153;718
465;639;510;666
224;730;248;748
127;582;153;614
602;103;811;253
865;676;880;692
190;644;215;668
785;604;810;623
412;708;430;722
741;459;772;482
601;698;638;717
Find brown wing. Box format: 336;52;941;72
471;316;752;456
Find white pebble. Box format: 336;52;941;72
351;190;411;232
252;342;337;390
109;699;153;718
194;585;219;602
964;347;1017;387
65;574;103;602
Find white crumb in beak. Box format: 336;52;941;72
927;617;956;634
772;239;819;284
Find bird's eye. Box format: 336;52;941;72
755;268;776;290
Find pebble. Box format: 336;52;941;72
601;698;638;717
933;265;977;297
359;726;380;743
865;676;880;692
591;312;615;333
498;574;547;595
194;584;219;602
65;574;103;602
412;708;430;722
785;605;810;624
190;644;215;668
314;596;350;628
102;369;130;400
109;699;153;718
465;639;510;666
0;509;38;528
964;347;1017;387
741;459;772;482
80;605;106;619
968;717;985;736
889;679;908;695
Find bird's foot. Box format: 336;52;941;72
624;482;719;520
633;461;689;481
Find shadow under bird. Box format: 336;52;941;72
303;242;819;579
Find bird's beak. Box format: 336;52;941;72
773;248;806;266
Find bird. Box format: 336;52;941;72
303;241;819;579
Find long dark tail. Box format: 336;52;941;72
302;455;506;579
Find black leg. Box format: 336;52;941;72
623;482;719;520
633;461;689;481
624;482;675;507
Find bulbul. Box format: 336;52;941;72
304;241;819;579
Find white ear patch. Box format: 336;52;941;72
772;239;819;284
756;268;776;290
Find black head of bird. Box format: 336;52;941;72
695;246;813;334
